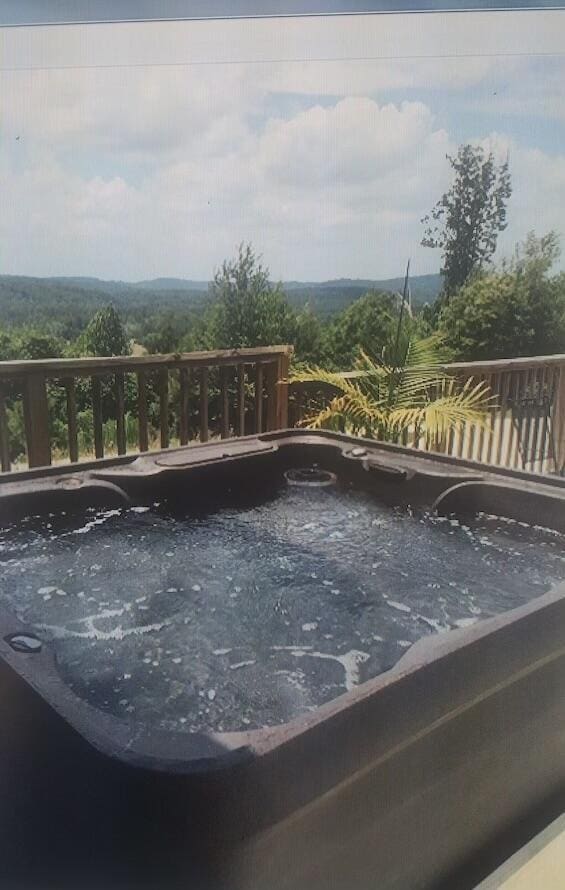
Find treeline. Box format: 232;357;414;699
1;233;563;466
0;245;431;371
0;244;438;463
2;234;565;371
0;271;442;333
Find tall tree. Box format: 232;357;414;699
82;305;130;356
422;144;512;299
209;243;296;348
438;232;565;360
327;291;403;369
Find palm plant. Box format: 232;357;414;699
292;334;492;450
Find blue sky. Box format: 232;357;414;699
1;10;565;281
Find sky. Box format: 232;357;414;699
1;10;565;282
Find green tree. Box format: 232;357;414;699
209;243;296;348
143;321;180;355
81;305;130;357
0;329;16;361
326;291;402;369
16;329;64;360
294;305;329;366
422;144;512;299
439;232;565;360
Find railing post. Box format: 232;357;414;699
23;372;51;468
554;364;565;474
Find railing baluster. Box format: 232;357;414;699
554;364;565;474
476;373;489;463
484;373;498;465
199;367;209;443
446;425;455;457
502;372;515;467
92;376;104;459
276;352;290;430
237;364;246;437
179;368;190;446
159;369;169;449
289;382;304;428
510;371;524;469
255;363;264;434
115;373;126;455
137;371;149;452
538;366;554;473
520;368;535;470
64;377;79;463
266;361;278;432
465;383;477;461
456;376;466;459
530;366;545;473
0;386;11;472
495;372;511;467
220;366;230;440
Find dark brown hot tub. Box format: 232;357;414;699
1;430;565;890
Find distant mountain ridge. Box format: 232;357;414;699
0;272;441;327
46;276;210;293
42;273;441;297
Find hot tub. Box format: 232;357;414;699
1;430;565;890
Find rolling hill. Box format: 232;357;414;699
0;272;441;328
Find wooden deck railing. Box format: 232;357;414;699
2;346;563;476
290;353;565;475
0;346;292;472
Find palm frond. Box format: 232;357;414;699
300;391;386;432
354;349;390;377
388;377;493;439
293;338;492;446
406;334;450;366
291;366;366;398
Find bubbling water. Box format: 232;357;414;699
1;482;564;733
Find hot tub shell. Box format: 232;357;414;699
1;430;565;890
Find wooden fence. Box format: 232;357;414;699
290;353;565;476
0;346;292;472
1;347;563;476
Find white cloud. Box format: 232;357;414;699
498;146;565;258
1;12;565;280
0;92;455;279
258;99;445;187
